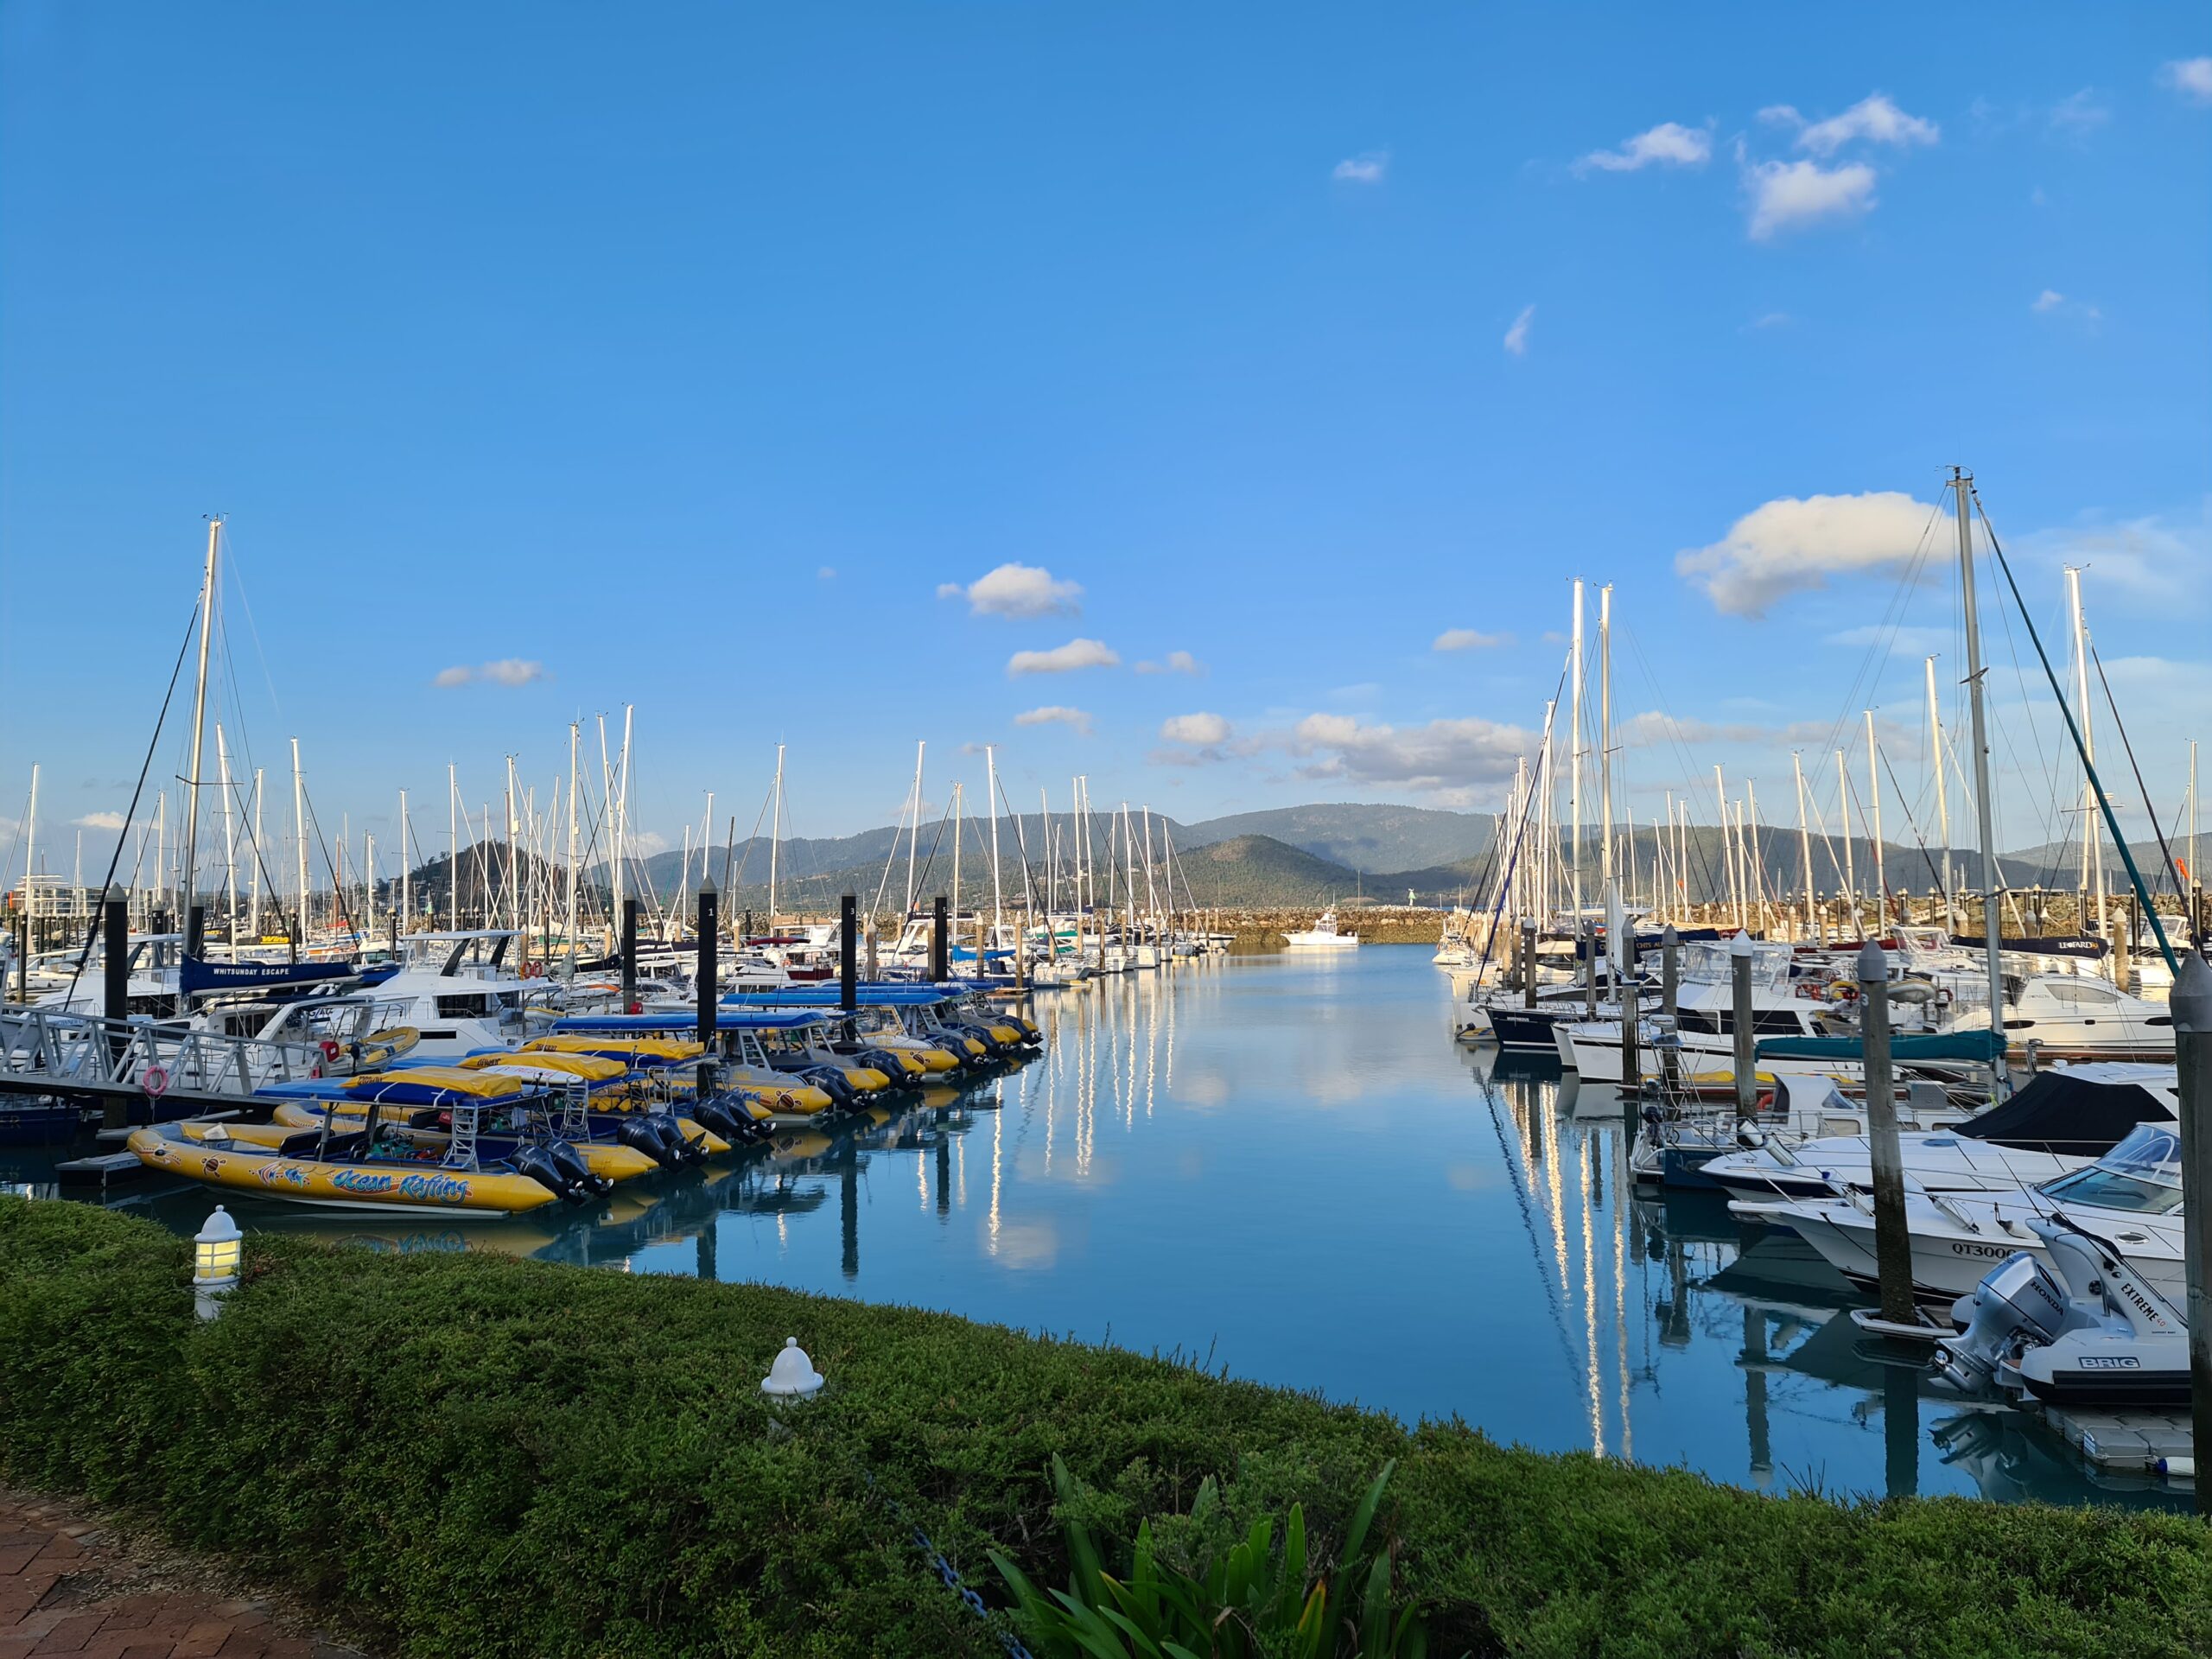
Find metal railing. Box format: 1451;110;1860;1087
0;1003;324;1097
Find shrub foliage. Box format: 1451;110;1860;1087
2;1198;2209;1657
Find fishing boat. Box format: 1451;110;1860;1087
1283;910;1357;950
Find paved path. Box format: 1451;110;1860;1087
0;1492;366;1659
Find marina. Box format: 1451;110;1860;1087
3;945;2192;1511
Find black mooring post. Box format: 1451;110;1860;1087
931;894;949;982
839;893;857;1012
102;899;130;1118
620;898;639;1013
185;902;206;960
696;877;719;1046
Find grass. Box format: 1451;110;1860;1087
3;1197;2209;1657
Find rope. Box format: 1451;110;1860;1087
61;603;201;999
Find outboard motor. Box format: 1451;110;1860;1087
644;1109;709;1166
543;1137;613;1198
688;1096;753;1144
1932;1250;2065;1395
511;1142;595;1205
2012;1219;2190;1406
614;1113;683;1168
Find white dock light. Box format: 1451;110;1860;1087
193;1205;242;1319
761;1336;825;1400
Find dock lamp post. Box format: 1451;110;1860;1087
193;1205;242;1320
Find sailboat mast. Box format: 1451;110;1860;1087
216;724;238;953
398;788;410;935
290;738;308;948
1927;656;1955;931
1569;579;1584;919
1598;584;1613;896
952;781;963;937
251;769;263;939
1865;712;1885;938
565;724;579;974
180;518;222;947
905;741;925;921
988;747;1004;951
448;764;461;930
769;742;784;929
1952;467;2005;1068
1794;752;1817;943
2066;566;2109;970
1836;748;1856;934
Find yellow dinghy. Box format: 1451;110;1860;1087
125;1121;567;1217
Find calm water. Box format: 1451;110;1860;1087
5;947;2178;1510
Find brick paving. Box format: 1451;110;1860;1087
0;1492;372;1659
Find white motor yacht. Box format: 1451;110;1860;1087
1283;910;1358;950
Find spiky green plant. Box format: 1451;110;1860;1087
990;1455;1427;1658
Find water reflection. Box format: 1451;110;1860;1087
8;950;2184;1510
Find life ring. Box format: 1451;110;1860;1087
1826;982;1859;1002
141;1065;170;1099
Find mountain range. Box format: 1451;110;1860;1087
577;803;2154;913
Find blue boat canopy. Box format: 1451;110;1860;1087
551;1009;827;1033
733;986;958;1007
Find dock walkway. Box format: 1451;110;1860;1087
0;1490;368;1659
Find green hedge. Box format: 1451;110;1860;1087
3;1197;2208;1657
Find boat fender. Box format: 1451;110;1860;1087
1736;1122;1766;1151
319;1039;342;1065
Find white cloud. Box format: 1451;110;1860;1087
1135;650;1205;676
1785;92;1940;156
1577;120;1713;173
1014;705;1093;734
1744;158;1878;239
2018;512;2211;607
1748;311;1792;330
1432;628;1510;652
1160;712;1232;746
1503;304;1535;356
2031;289;2103;327
938;563;1083;618
2049;88;2109;136
2158;58;2212;105
1007;638;1119;677
1289;713;1532;803
432;659;549;688
1675;490;1946;616
1332;150;1389;184
74;810;126;830
817;566;837;580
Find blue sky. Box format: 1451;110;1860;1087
3;3;2209;882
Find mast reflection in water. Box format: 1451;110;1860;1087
14;948;2181;1510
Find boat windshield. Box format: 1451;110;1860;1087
2038;1123;2183;1214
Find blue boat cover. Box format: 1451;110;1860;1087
551;1010;825;1033
181;955;356;997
